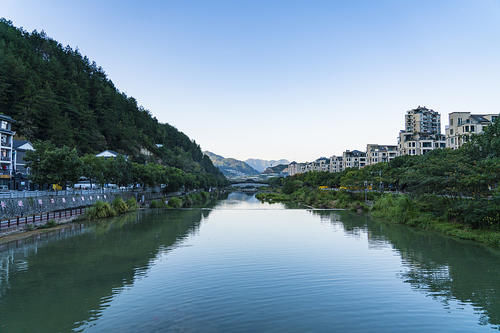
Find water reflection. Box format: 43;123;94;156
312;210;500;328
0;209;213;333
0;194;498;332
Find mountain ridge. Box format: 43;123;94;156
204;151;260;177
245;158;290;173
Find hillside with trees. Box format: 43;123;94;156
0;19;226;187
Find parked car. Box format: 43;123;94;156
74;181;97;189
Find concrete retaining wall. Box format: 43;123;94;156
0;191;135;219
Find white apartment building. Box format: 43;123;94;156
0;115;15;186
366;144;398;165
446;112;499;149
329;156;343;173
312;157;329;172
342;150;366;170
398;106;446;156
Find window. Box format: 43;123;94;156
450;129;453;135
450;119;453;126
470;125;475;132
0;121;7;130
465;126;469;132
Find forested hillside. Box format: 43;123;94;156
0;18;225;184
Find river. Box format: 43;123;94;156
0;192;499;332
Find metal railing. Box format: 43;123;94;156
0;206;88;231
0;188;130;199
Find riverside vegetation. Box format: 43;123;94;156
150;191;215;209
258;117;500;247
86;197;138;219
86;191;217;220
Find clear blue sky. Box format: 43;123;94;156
3;0;500;161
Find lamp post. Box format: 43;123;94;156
364;180;368;202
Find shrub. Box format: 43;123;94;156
112;197;129;214
86;201;117;219
126;197;138;211
167;197;182;208
39;219;58;229
150;200;167;209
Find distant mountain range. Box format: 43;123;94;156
204;151;260;177
245;158;290;173
263;164;288;174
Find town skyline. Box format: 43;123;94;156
3;1;500;161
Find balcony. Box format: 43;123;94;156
0;156;11;162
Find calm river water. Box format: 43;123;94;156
0;192;499;332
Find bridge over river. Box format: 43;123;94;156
230;182;269;192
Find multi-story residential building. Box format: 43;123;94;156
312;157;329;172
329;155;343;173
288;162;303;176
0;115;15;186
446;112;499;149
398;132;446;156
398;106;446;156
366;144;398;165
404;106;441;134
342;150;366;170
12;140;34;190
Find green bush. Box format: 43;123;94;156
39;219;58;229
150;200;167;208
126;197;138;211
112;197;129;214
86;201;117;219
167;197;182;208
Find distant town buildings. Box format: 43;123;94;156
287;106;498;176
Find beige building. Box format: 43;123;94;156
366;144;397;165
329;156;343;173
404;106;441;134
398;106;445;156
342;150;366;170
312;157;330;172
446;112;499;149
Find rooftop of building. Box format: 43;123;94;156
0;114;15;122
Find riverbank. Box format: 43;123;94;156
256;189;500;248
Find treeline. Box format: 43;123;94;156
0;19;224;182
26;142;226;191
268;118;500;233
